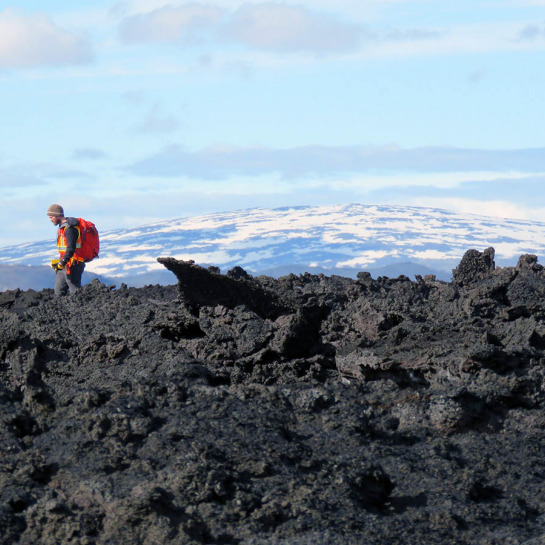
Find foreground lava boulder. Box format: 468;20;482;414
1;248;545;544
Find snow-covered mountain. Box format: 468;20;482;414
2;203;545;287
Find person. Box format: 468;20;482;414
47;204;85;296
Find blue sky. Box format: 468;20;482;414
1;0;545;247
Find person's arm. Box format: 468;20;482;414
60;226;78;266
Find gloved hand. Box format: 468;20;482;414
52;262;65;271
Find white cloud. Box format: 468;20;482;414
0;162;92;195
136;105;181;133
319;170;533;191
0;8;93;69
412;197;545;223
117;2;364;53
128;144;545;179
517;23;545;41
115;0;373;16
71;148;109;160
118;4;223;43
224;3;364;52
351;20;545;59
337;250;391;268
112;2;545;62
0;169;45;189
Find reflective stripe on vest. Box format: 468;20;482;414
57;226;84;264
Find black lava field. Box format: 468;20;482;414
1;248;545;544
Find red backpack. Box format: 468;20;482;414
77;218;100;262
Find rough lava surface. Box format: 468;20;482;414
1;248;545;544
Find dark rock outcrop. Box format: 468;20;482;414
158;257;291;319
452;247;496;285
1;248;545;543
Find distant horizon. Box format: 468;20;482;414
1;249;541;292
0;254;458;292
4;201;545;250
1;203;545;290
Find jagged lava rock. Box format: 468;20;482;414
0;248;545;543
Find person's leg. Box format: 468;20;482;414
54;269;69;296
66;262;85;295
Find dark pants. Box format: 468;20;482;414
54;262;85;296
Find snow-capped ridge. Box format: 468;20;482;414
1;203;545;285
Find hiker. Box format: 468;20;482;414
47;204;85;296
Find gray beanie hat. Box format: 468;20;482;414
47;204;64;217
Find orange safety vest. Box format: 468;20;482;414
57;225;85;271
